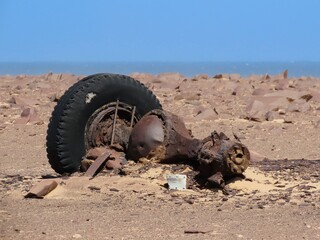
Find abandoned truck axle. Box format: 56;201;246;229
127;109;250;187
46;73;250;188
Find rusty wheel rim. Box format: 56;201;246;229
84;101;139;150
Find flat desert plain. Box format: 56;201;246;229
0;72;320;239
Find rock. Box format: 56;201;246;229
213;74;223;79
309;91;320;102
245;96;291;121
105;158;122;170
314;120;320;129
36;82;51;89
228;74;241;80
49;93;62;102
287;101;311;113
72;234;82;239
265;111;282;121
275;81;289;90
217;81;239;93
264;90;307;100
193;105;206;115
156;73;185;89
14;107;43;125
232;86;247;96
300;94;313;102
59;74;79;85
194;108;218;121
0;122;6;131
130;73;155;84
192;74;208;80
86;147;107;159
0;102;10;109
270;70;288;80
80;159;94;172
8;96;38;107
174;92;200;101
173;95;183;101
252;89;272;96
245;99;267;121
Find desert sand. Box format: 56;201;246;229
0;71;320;239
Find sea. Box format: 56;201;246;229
0;61;320;78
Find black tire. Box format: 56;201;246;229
46;73;162;174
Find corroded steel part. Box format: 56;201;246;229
24;180;58;198
127;114;165;160
127;110;201;163
85;151;112;177
85;101;138;150
158;110;200;161
197;131;250;187
85;107;251;189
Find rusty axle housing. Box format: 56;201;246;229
127;109;250;187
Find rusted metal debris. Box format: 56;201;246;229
127;110;200;163
84;108;250;188
85;151;112;178
197;131;250;187
83;147;127;178
126;109;250;188
24;179;58;198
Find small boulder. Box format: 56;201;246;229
86;147;107;159
287;101;311;113
8;96;38;107
105;158;123;170
252;88;271;96
245;99;268;121
265;111;282;121
14;107;43;125
194;108;218;121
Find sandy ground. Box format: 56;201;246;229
0;72;320;239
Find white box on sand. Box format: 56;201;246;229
166;174;187;190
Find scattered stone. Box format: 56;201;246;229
174;92;200;101
88;186;101;192
80;159;94;172
72;234;82;239
185;198;195;204
105;158;122;170
194;108;218;121
213;74;223;79
192;74;208;80
8;96;38;107
0;102;10;109
109;188;120;192
14;107;43;125
156;73;185;89
49;93;61;102
184;229;212;234
287;101;311;113
265;111;282;121
86;147;107;159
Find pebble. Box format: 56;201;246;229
109;188;120;192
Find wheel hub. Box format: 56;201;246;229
85;101;139;151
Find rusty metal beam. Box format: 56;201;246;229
85;151;112;178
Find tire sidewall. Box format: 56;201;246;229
52;74;161;173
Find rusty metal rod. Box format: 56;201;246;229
130;106;136;128
85;151;112;178
110;100;119;145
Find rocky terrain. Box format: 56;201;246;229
0;71;320;239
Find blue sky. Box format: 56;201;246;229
0;0;319;62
